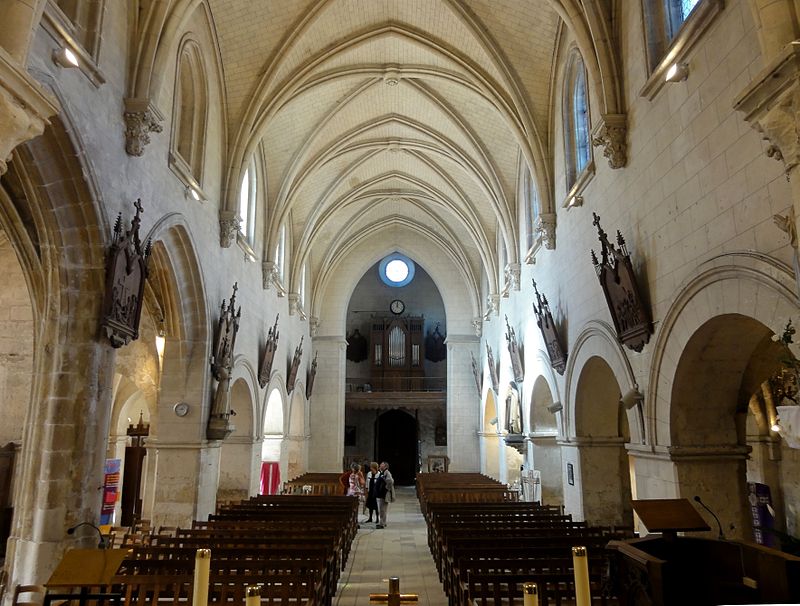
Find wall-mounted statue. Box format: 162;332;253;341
531;279;567;375
258;314;279;388
306;351;318;399
346;328;368;362
208;283;241;440
486;343;499;393
505;315;524;383
287;336;303;393
100;199;151;348
590;213;652;352
425;324;447;362
505;381;523;434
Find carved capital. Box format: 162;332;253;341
591;114;627;169
219;210;241;248
472;318;483;338
484;294;500;319
0;50;59;175
262;261;280;291
535;213;556;250
501;263;521;297
734;44;800;175
309;317;320;337
289;293;307;319
123;98;163;157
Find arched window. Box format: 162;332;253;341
299;264;307;308
275;224;287;282
170;40;208;189
521;166;540;251
563;51;591;191
238;157;257;243
666;0;702;40
54;0;104;59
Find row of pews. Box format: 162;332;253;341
108;494;358;606
417;473;632;606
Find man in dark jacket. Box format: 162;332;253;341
375;461;395;528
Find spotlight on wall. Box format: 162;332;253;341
771;419;781;433
566;194;583;208
547;401;563;414
52;47;79;68
665;62;689;83
185;185;201;201
620;387;644;410
489;416;498;426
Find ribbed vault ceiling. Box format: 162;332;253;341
208;0;564;318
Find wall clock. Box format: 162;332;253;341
173;402;190;417
390;299;405;315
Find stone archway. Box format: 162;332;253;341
218;377;256;503
481;389;501;480
261;387;284;494
529;375;563;507
571;356;633;526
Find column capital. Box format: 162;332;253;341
734;42;800;175
0;48;59;175
591;113;627;169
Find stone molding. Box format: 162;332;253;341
591;114;627;169
219;210;240;248
123;98;163;157
500;263;520;297
734;43;800;175
471;318;482;337
484;294;500;318
0;48;59;175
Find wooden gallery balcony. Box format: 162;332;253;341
345;377;446;410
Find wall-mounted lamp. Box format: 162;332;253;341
489;416;498;426
52;47;79;68
567;194;583;208
771;419;781;433
665;62;689;83
185;185;201;201
547;401;563;414
620;387;644;410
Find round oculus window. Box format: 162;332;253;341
379;253;415;287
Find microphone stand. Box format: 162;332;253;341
694;495;724;540
67;521;107;549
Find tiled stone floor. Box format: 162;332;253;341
334;486;448;606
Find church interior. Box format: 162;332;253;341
1;0;800;602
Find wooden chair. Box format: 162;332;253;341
12;584;45;606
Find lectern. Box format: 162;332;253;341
609;499;800;605
44;549;128;606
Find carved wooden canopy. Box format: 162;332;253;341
306;351;318;399
531;279;567;375
210;283;241;381
470;351;482;394
287;336;303;393
486;343;499;393
505;315;524;383
258;314;279;388
100;199;151;348
591;213;652;352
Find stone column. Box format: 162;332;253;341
283;434;308;482
670;446;751;540
446;335;480;471
562;437;631;526
307;336;346;472
147;440;221;526
0;48;59;175
531;433;563;507
478;431;502;480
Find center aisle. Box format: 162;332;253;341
334;486;449;606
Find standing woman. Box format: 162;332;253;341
364;462;380;523
346;463;364;498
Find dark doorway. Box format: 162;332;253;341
375;410;417;485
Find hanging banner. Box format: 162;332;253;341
100;458;121;525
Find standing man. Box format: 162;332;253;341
375;461;395;528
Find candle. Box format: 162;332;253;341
192;548;211;606
572;546;591;606
246;585;260;606
523;582;539;606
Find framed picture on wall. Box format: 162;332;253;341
344;425;356;446
435;425;447;446
567;462;574;486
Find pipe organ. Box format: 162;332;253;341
371;316;425;390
